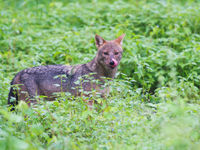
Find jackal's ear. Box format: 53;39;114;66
115;34;125;46
95;35;106;48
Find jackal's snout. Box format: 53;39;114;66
109;60;114;66
109;58;118;69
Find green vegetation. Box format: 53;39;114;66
0;0;200;149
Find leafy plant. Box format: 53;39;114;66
0;0;200;149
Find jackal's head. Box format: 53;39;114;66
95;34;125;70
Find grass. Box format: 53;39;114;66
0;0;200;149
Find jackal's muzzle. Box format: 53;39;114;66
109;58;118;69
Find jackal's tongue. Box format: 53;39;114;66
111;58;118;68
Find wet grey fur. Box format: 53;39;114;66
8;34;125;108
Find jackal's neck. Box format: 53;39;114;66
86;58;117;79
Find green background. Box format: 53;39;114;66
0;0;200;149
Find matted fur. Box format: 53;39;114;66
8;34;125;109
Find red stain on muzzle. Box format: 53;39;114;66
111;58;118;68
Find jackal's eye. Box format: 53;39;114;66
103;52;109;55
114;52;119;55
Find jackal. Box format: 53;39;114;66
8;34;125;108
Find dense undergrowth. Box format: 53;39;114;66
0;0;200;149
